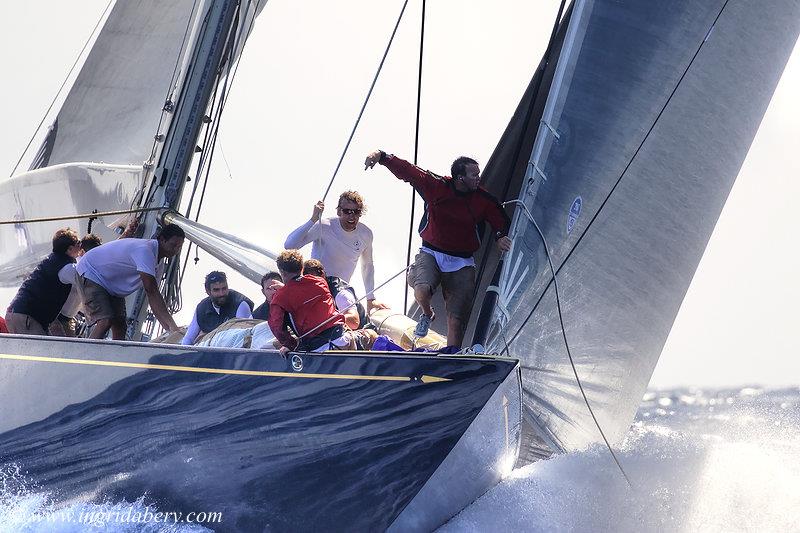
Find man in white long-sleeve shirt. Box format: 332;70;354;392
284;190;386;313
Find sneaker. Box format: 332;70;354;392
414;312;434;338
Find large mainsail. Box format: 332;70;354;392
478;0;800;458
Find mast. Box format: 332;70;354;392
128;0;241;340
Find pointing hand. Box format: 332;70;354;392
364;150;382;170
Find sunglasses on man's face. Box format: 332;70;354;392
338;207;362;216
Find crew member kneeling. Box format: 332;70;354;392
269;250;350;355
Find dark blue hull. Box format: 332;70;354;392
0;335;520;531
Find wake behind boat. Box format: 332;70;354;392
1;0;798;530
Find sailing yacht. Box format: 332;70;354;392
1;0;798;530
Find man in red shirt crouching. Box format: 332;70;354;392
269;249;349;355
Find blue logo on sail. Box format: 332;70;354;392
567;196;582;235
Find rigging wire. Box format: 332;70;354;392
187;0;262;210
158;0;254;316
176;0;265;283
320;0;410;202
178;0;253;284
8;0;114;177
403;0;426;314
219;144;235;180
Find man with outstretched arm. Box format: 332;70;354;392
365;150;512;348
76;224;185;340
284;191;388;313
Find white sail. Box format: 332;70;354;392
1;0;267;284
28;0;201;170
0;163;142;286
483;0;800;457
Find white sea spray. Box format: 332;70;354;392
441;387;800;532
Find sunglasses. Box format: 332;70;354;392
338;207;362;216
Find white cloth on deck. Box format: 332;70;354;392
181;300;253;345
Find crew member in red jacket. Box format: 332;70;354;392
268;249;347;354
365;150;512;347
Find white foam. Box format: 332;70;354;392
441;390;800;532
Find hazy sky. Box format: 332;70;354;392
1;1;797;388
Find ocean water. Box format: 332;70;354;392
1;387;798;532
443;387;800;532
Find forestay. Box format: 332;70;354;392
481;0;800;459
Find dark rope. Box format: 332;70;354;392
9;0;114;177
403;0;426;314
87;209;99;234
502;201;631;486
321;0;410;202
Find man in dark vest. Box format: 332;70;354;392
253;271;284;320
5;228;82;335
180;271;254;345
50;233;103;337
302;259;368;331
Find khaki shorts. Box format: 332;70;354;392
79;275;127;325
4;311;48;335
407;252;476;321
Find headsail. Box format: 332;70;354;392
28;0;200;169
0;0;199;284
476;0;800;459
1;0;267;285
